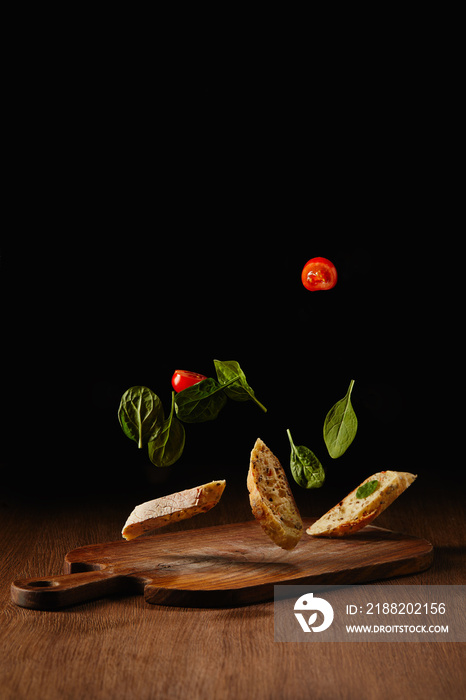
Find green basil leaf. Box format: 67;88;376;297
148;392;185;467
323;379;358;458
118;386;164;448
356;479;379;499
213;359;267;413
287;429;325;489
174;377;228;423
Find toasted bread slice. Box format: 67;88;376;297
247;438;303;550
307;470;416;537
122;480;226;540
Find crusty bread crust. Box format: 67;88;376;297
306;470;416;537
122;480;226;540
247;438;303;550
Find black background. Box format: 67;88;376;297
0;50;459;505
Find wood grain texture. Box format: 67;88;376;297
1;485;465;700
11;518;433;609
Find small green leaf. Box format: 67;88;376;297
118;386;164;448
356;479;379;499
148;392;185;467
174;377;228;423
214;359;267;413
323;379;358;458
287;429;325;489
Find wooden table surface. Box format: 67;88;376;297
1;478;465;700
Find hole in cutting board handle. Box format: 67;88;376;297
11;570;128;610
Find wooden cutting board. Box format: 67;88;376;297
11;518;433;610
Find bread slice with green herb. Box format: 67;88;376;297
306;470;416;537
247;438;303;550
122;480;226;540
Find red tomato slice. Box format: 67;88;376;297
301;257;338;291
171;370;207;393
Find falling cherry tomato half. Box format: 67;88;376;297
171;370;208;393
301;257;338;291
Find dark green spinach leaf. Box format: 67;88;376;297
214;359;267;413
148;392;185;467
356;479;379;499
323;379;358;458
118;386;164;448
174;377;228;423
287;429;325;489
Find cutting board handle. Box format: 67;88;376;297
10;570;137;610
